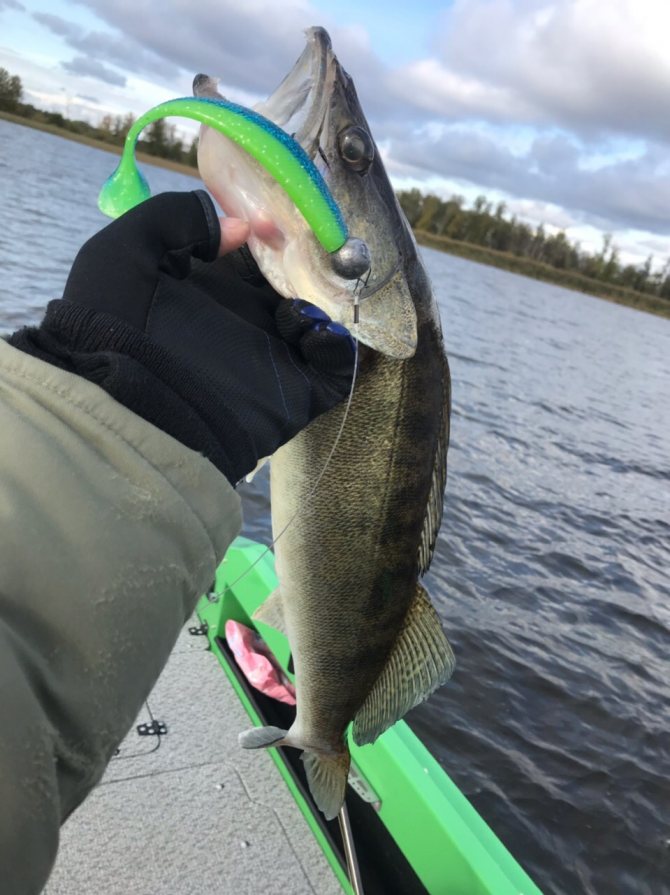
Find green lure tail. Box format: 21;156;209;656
98;96;357;258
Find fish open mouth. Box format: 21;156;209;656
195;27;419;360
193;28;333;166
253;27;335;161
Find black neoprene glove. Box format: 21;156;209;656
9;191;356;485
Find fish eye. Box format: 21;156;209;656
338;126;374;173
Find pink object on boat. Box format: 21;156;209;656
225;619;296;705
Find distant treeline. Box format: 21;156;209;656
397;189;670;302
0;67;198;167
4;66;669;305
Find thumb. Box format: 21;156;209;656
218;217;251;255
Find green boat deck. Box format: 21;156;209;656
198;537;543;895
44;537;542;894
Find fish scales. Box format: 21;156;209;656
272;320;450;738
196;26;455;820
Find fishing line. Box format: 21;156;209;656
110;699;163;761
211;324;360;597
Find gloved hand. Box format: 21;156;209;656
10;190;355;484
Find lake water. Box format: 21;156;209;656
1;118;668;895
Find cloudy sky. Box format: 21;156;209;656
2;0;669;266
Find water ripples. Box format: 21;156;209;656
1;122;668;895
416;254;670;895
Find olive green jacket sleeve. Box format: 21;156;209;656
0;340;242;895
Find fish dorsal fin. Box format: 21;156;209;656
418;354;451;574
352;584;455;746
252;588;287;636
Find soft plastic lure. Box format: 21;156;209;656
98;97;369;278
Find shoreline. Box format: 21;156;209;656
414;232;670;320
0;110;199;179
3;112;668;320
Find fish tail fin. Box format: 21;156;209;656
301;748;350;821
239;726;349;820
238;725;288;749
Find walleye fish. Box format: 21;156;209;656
196;27;454;820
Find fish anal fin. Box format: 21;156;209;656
302;749;351;821
352;584;455;746
252;588;287;636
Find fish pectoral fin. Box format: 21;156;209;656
302;750;351;821
352;584;456;746
252;588;287;635
238;726;288;749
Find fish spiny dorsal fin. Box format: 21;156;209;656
418;354;451;575
352;584;455;746
252;588;287;636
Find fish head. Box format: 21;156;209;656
195;27;418;359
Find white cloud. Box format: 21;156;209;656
68;0;331;93
388;57;534;125
387;125;670;235
34;11;178;83
3;0;670;264
61;54;125;86
398;0;670;144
